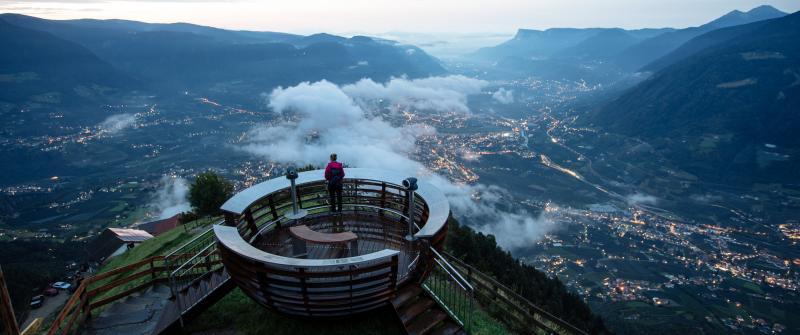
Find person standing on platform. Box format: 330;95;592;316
324;153;345;213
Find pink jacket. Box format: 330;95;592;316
324;161;345;180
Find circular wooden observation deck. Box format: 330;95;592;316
214;168;450;317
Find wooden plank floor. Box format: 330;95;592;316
254;213;419;278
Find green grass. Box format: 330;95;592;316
188;276;508;335
187;288;405;335
88;221;212;310
98;225;202;273
470;304;511;335
423;273;510;334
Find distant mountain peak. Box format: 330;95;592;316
307;32;338;38
706;4;787;28
749;4;785;14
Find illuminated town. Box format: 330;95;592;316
1;79;798;334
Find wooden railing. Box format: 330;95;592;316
47;245;231;335
215;224;401;317
1;266;21;335
47;256;169;335
443;253;588;335
214;168;453;318
220;169;450;248
227;179;433;242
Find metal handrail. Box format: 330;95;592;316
407;254;420;270
422;249;475;332
430;247;473;292
168;239;226;327
252;220;281;240
221;169;449;240
432;258;469;292
170;242;217;278
301;203;412;220
164;225;218;260
443;252;588;335
165;225;220;300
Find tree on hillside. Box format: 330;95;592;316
297;164;317;172
189;171;234;218
446;218;610;334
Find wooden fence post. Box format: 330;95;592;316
0;266;21;335
79;287;90;323
224;212;237;227
244;209;258;239
390;255;399;290
379;183;386;217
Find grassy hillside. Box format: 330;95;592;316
446;217;610;334
97;223;204;273
588;12;800;186
190;287;509;335
187;289;406;335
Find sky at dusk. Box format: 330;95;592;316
1;0;799;35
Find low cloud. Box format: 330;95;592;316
149;176;191;219
690;194;722;203
445;184;558;249
240;77;554;250
492;88;514;104
626;193;658;206
98;113;136;135
342;75;488;113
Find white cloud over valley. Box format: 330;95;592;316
626;193;658;206
239;76;556;250
492;88;514;104
98;113;136;135
149;176;191;219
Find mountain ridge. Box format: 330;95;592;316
611;5;788;71
0;14;446;94
0;18;136;103
586;11;800;185
468;5;789;83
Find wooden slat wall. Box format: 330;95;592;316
220;177;451;317
218;243;400;317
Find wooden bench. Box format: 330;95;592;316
289;225;358;257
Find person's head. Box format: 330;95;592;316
330;153;337;162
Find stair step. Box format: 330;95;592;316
405;309;448;335
391;285;423;309
430;321;464;335
399;298;436;325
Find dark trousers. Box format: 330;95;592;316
328;184;343;212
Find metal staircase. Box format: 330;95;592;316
154;225;234;333
388;245;475;335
